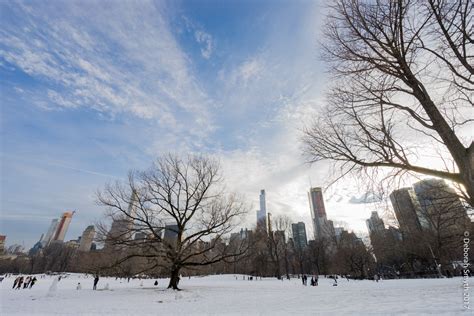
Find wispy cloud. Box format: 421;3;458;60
195;30;214;59
181;15;214;60
0;0;213;139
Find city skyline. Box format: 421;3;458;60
4;174;468;250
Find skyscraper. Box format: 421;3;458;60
256;189;267;230
414;178;469;233
390;188;429;238
52;211;75;242
163;224;179;241
128;190;139;218
366;211;385;236
291;222;307;250
105;191;138;248
106;219;133;247
308;187;333;240
78;225;95;252
42;218;59;247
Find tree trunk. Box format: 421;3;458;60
274;254;281;279
300;258;305;275
167;266;181;290
464;143;474;206
284;256;290;279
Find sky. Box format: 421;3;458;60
0;0;389;249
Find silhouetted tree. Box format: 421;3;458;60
97;154;248;290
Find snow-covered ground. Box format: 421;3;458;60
0;274;471;315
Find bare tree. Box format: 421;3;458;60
415;181;472;267
302;0;474;205
333;231;375;278
307;237;332;275
266;215;292;279
97;154;248;290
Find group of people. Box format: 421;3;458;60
12;276;37;290
301;274;319;286
301;275;319;286
8;273;104;291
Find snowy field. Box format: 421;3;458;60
0;274;471;315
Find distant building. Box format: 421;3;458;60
239;228;251;240
386;226;403;241
365;211;401;262
291;222;307;250
230;228;252;247
134;232;146;240
308;187;334;241
7;244;24;254
106;219;133;247
163;224;179;241
65;240;80;248
52;211;75;242
36;233;44;246
105;191;138;248
42;219;59;247
28;240;43;256
230;232;240;242
78;225;95;252
0;235;5;254
339;229;363;247
414;178;469;232
147;228;163;241
274;230;286;244
327;220;336;238
366;211;385;236
267;212;272;232
256;190;267;231
334;227;344;242
127;190;139;218
390;188;429;238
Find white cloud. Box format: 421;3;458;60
195;30;213;59
182;15;214;60
0;1;214;141
233;58;264;85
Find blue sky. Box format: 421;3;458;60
1;0;382;248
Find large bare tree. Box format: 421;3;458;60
97;154;248;290
302;0;473;205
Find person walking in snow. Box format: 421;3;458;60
315;275;319;286
12;277;19;289
16;276;24;290
23;276;31;289
93;275;99;290
305;275;308;285
77;282;82;290
29;277;37;289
